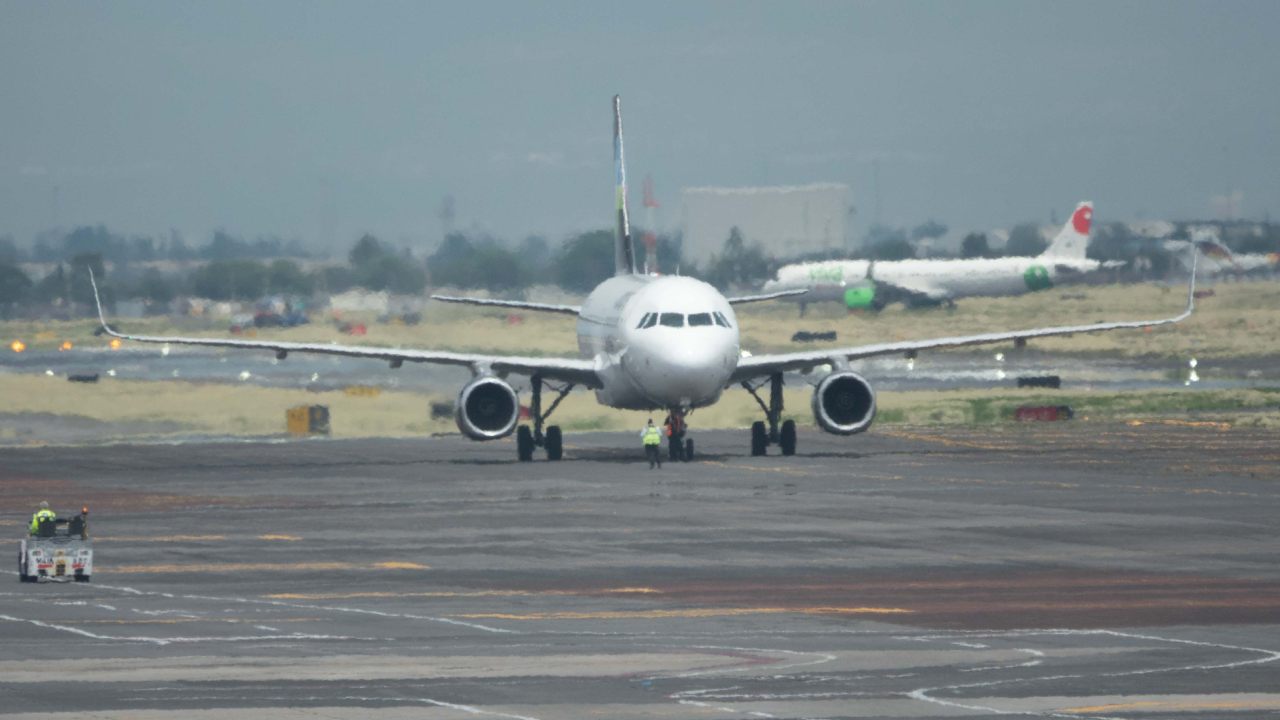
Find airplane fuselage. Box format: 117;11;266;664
765;256;1106;305
576;275;740;410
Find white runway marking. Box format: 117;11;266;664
906;628;1280;719
85;578;517;635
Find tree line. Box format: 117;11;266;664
2;218;1278;319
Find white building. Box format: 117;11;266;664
680;183;850;265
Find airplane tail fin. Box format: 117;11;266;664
613;95;637;275
1040;201;1092;260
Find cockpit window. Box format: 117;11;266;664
642;313;659;329
658;313;684;328
687;312;713;327
712;312;732;328
635;313;652;329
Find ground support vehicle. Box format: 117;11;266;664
18;511;92;583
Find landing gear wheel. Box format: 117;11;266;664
516;425;534;462
683;438;694;462
750;421;768;456
545;425;563;461
780;419;797;456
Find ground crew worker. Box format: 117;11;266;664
641;418;663;469
29;501;56;536
664;412;686;461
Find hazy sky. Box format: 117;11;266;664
2;1;1277;252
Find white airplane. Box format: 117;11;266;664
90;97;1197;461
763;202;1123;310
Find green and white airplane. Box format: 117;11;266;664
763;202;1122;310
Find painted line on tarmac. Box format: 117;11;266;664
100;561;427;574
265;586;661;600
94;535;227;542
0;612;368;646
453;606;912;621
906;628;1280;719
1060;696;1280;714
80;577;517;635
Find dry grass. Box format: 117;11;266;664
2;375;1276;444
3;279;1277;360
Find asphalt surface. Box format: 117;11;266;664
2;424;1279;719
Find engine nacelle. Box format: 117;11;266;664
811;370;876;435
455;376;519;440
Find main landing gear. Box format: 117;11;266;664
516;374;575;462
742;372;797;457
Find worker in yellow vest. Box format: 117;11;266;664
641;418;663;469
29;501;56;536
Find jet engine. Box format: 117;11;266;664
811;371;876;435
455;376;519;440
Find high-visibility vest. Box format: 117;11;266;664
642;426;662;446
29;509;55;535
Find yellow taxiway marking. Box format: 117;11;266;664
265;587;661;600
1062;699;1280;713
94;535;227;542
881;429;1010;450
452;606;912;621
257;534;301;541
103;561;427;574
1126;419;1233;431
104;562;353;574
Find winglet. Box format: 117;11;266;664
1183;244;1198;318
613;95;636;276
87;268;121;338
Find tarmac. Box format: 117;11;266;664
1;422;1279;718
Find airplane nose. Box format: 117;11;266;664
627;333;734;405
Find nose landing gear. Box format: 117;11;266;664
516;374;574;462
742;372;796;457
663;408;694;462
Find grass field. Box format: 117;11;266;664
2;374;1276;445
2;278;1277;444
3;278;1279;361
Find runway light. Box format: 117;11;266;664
1189;357;1198;368
906;358;915;371
59;341;73;351
107;369;117;377
310;372;320;383
10;340;25;353
45;369;54;376
161;344;171;357
109;338;122;350
994;352;1005;363
239;370;252;381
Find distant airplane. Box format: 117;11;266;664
1183;230;1279;277
763;202;1124;311
90;98;1197;461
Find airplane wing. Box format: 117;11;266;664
871;277;951;304
732;253;1197;384
726;288;810;305
431;295;581;315
89;273;601;387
